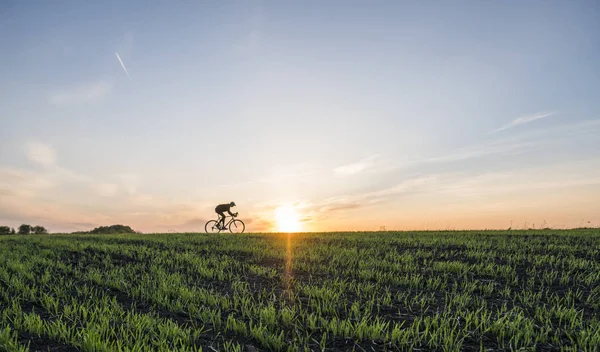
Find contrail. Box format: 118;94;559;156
115;52;131;79
489;111;555;134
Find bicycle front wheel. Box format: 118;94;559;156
205;220;221;234
229;219;245;233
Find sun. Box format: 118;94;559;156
274;205;301;232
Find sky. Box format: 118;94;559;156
1;1;599;233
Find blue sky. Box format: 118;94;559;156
1;1;599;232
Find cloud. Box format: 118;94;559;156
314;157;600;219
422;140;533;164
11;144;128;199
22;142;145;199
319;203;363;212
113;174;139;195
381;119;600;174
26;141;57;167
93;183;119;197
182;218;207;226
248;218;274;232
333;154;380;176
0;189;15;196
432;168;600;199
0;179;211;233
0;157;215;232
0;167;55;198
324;175;438;209
260;163;319;184
53;166;90;183
49;81;112;106
160;217;209;232
0;190;100;227
491;111;556;134
250;198;363;229
325;120;575;181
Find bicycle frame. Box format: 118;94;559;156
217;215;237;228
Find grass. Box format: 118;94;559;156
0;229;599;351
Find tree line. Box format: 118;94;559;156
71;225;137;235
0;224;137;235
0;224;47;235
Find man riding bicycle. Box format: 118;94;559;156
215;202;237;230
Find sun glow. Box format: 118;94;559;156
274;205;301;232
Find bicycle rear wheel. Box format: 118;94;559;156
229;219;245;233
205;220;221;233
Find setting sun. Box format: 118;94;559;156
274;205;301;232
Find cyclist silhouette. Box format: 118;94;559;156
215;202;237;229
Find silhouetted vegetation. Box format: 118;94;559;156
72;224;137;235
8;224;49;235
32;226;48;234
18;224;31;235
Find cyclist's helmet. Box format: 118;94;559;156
230;201;236;206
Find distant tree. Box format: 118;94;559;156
88;224;136;234
18;224;31;235
32;226;48;234
0;226;11;235
10;228;15;234
70;224;137;235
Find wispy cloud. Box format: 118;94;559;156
333;154;380;176
49;81;112;106
491;111;556;134
314;158;600;219
19;141;137;199
368;141;529;176
383;118;600;173
115;52;131;79
422;140;534;164
113;173;138;195
0;195;104;231
321;175;438;210
93;183;119;197
26;141;56;167
259;163;319;184
250;177;436;226
1;150;220;232
0;167;55;198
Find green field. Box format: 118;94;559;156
1;230;599;351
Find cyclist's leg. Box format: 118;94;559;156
217;212;225;228
215;211;221;227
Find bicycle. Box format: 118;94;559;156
205;213;245;233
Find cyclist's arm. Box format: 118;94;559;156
227;209;235;216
